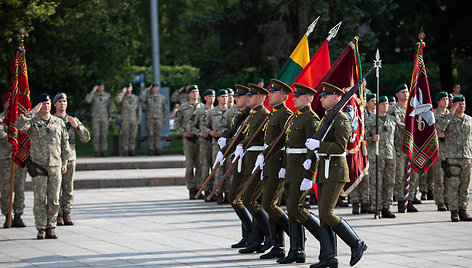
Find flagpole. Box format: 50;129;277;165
373;49;381;219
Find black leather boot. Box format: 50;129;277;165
260;219;285;259
310;226;338;268
276;222;305;264
302;214;321;241
239;217;263;253
232;223;250;248
232;208;252;248
332;218;367;266
252;209;271;253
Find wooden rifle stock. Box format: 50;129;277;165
195;117;250;199
206;116;269;201
232;115;295;204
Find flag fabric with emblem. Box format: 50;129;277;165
3;45;32;166
403;40;438;175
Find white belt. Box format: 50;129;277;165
264;144;286;151
316;152;347;179
286;147;308;154
247;146;265;152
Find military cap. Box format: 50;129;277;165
433;91;448;103
452;95;465;103
234;84;249;96
150;83;158;88
395;84;408;93
388;96;396;103
448;93;454;99
257;78;264;83
53;92;67;104
378;96;388;103
320;82;344;96
123;82;132;88
35;93;50;105
202;89;215;97
96;80;104;86
1;92;11;105
247;83;269;95
366;93;376;101
293;83;316;96
187;84;199;93
226;88;234;94
216;89;228;97
270;79;292;94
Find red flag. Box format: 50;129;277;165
3;45;32;166
403;40;439;175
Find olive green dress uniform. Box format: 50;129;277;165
139;89;169;153
432;106;449;208
85;86;113;155
115;91;142;154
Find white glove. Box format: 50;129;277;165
252;154;265;174
212;151;225;169
278;168;286;179
232;145;244;163
218;137;226;149
305;138;320;150
300;178;313;191
303;159;312;170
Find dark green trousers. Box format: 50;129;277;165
229;171;245;211
262;174;285;220
284;180;311;223
241;172;264;215
317;182;345;227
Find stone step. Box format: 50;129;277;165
75;155;186;171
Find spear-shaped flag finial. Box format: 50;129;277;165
374;49;382;77
327;21;342;41
418;26;425;41
305;16;320;36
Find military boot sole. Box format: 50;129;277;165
276;254;306;264
238;243;262;254
259;247;285;259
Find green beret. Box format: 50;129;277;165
270;79;292;94
320;82;344;96
452;96;465;103
378;96;388;103
202;89;215;97
216;89;228;97
234;84;249;96
388;96;396;102
247;83;269;95
433;91;448;103
448;93;454;99
187;85;199;93
293;83;316;96
395;84;408;93
226;88;234;94
96;80;104;86
366;93;376;101
123;82;132;88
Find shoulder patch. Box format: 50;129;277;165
339;119;348;127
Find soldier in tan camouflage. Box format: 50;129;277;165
436;96;472;222
174;85;203;199
0;93;27;228
171;83;190;105
140;84;169;155
16;93;71;239
85;80;113;157
115;83;142;156
53;93;90;226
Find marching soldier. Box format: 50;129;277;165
432;91;450;211
115;83;142;156
251;79;292;259
16;93;71;239
0;93;27;228
306;82;367;268
53;93;91;225
276;83;321;264
174;85;203;199
436;96;472;222
365;96;403;218
139;84;169;155
192;89;215;200
85;80;113;157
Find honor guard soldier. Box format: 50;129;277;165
174;85;203;199
139;84;169;155
276;83;321;264
53;93;91;225
0;93;27;228
306;83;367;268
85;80;113;157
16;93;71;239
436;96;472;222
115;83;142;156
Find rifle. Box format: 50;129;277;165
195;116;249;199
206;116;269;201
232;114;295;204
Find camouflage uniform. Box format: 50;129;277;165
139;91;168;152
436;113;472;211
0;112;27;216
15;112;70;230
85;91;113;154
171;90;188;105
174;101;203;191
432;108;450;205
56;115;90;216
191;105;212;191
115;93;142;154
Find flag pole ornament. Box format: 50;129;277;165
327;21;342;41
305;16;320;36
373;49;382;218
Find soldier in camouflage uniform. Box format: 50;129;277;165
431;92;450;211
191;89;215;199
0;93;27;228
389;84;420;212
115;83;142;156
174;85;203;199
227;88;235;108
436;96;472;222
203;89;229;204
171;83;190;105
15;93;71;239
140;84;169;155
85;80;113;157
53;93;90;226
365;96;403;218
364;93;376;118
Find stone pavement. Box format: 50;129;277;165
1;186;472;267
